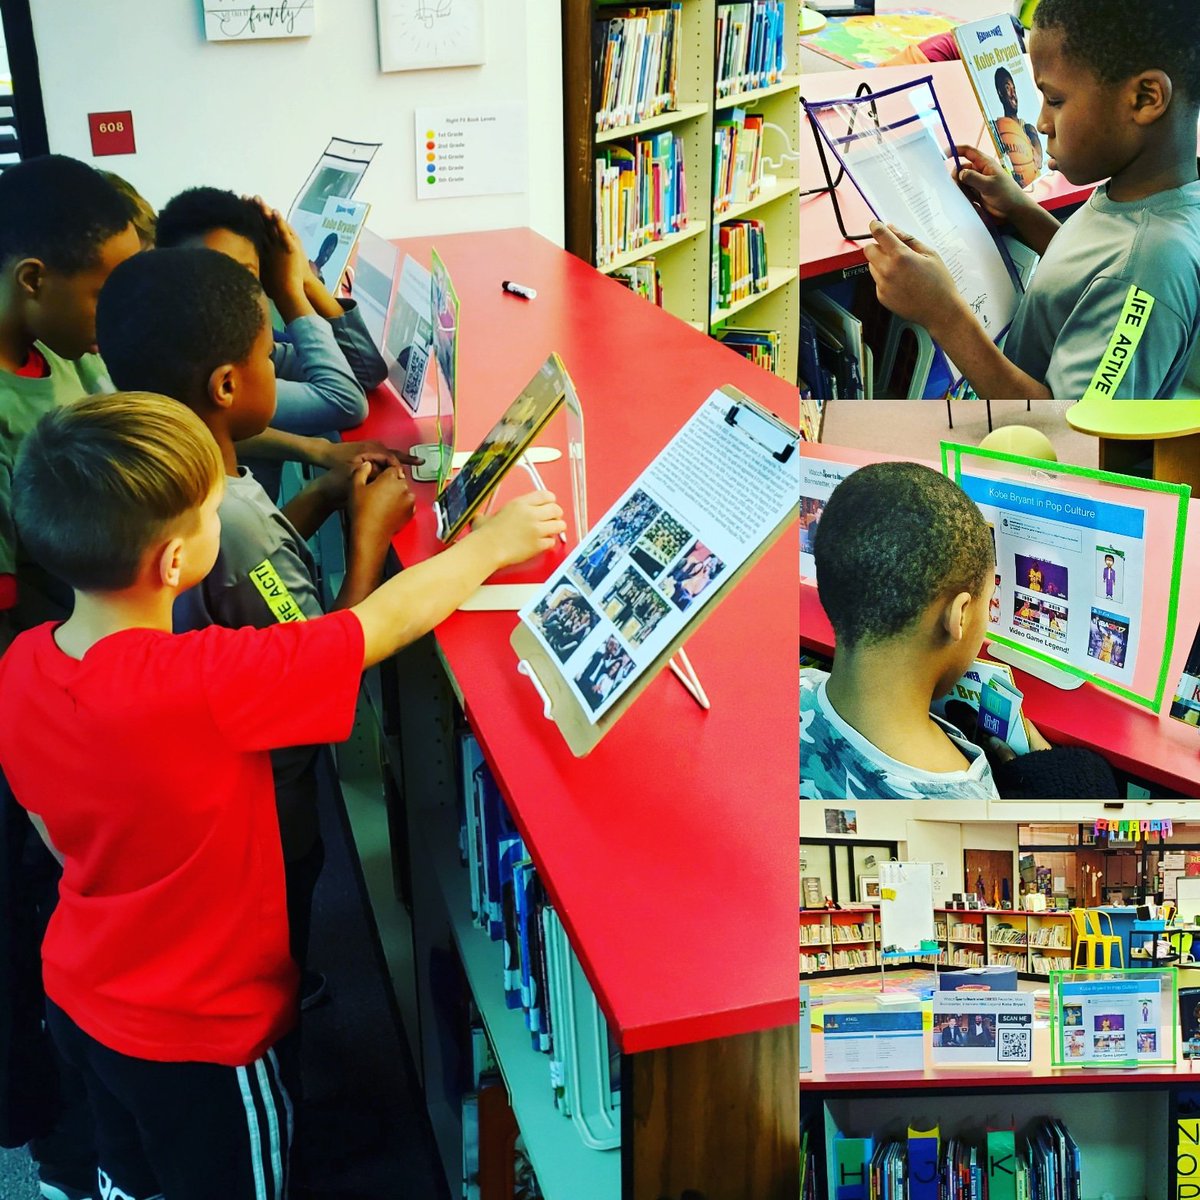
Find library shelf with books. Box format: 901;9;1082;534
800;909;879;976
598;220;708;276
801;1030;1198;1197
563;0;800;384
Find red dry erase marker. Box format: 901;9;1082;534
501;280;537;300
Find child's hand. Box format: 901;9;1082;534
252;196;310;305
952;144;1032;222
311;437;425;473
475;490;565;565
1023;717;1053;753
315;461;359;508
347;462;415;539
862;221;966;339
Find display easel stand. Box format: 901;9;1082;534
987;641;1086;691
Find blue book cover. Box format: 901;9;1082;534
907;1125;940;1200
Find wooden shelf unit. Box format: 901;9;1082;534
563;0;801;383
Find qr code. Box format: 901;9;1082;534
998;1027;1031;1061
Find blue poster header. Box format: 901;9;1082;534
960;474;1145;540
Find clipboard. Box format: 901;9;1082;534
509;384;799;757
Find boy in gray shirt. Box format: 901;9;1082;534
862;0;1200;400
97;247;414;1001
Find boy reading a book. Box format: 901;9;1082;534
0;392;562;1197
865;0;1200;400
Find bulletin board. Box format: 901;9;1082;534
878;861;936;955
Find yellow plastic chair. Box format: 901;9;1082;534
1170;931;1194;964
1071;908;1125;968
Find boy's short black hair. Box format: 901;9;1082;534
1035;0;1200;101
97;247;266;408
155;186;269;260
814;462;994;650
0;155;134;273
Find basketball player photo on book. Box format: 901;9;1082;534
954;14;1049;188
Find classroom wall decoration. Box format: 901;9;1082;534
202;0;315;41
377;0;486;72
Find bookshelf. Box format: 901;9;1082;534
563;0;801;385
801;905;1080;979
803;1043;1177;1199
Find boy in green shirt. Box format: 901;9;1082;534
0;155;141;646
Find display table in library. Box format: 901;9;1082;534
348;228;798;1200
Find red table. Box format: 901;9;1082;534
352;228;799;1050
799;61;1094;280
800;440;1200;796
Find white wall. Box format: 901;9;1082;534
28;0;564;243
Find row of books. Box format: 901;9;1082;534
800;924;830;945
802;1116;821;1200
715;1;789;98
460;736;620;1150
832;948;875;970
594;132;689;267
1028;927;1070;948
991;950;1027;970
611;258;663;305
830;922;872;942
948;924;984;942
593;3;683;131
800;950;833;972
461;1024;546;1199
990;926;1029;945
717;327;780;373
715;218;768;307
835;1119;1081;1199
948;949;985;968
712;108;764;213
799;394;821;442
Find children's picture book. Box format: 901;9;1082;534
513;386;798;754
384;254;434;413
434;353;575;543
931;659;1031;753
298;196;369;294
954;15;1049;188
288;137;380;249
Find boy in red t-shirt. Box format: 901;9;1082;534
0;392;563;1200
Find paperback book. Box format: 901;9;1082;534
954;14;1049;187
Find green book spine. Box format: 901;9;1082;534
987;1129;1019;1200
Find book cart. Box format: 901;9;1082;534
801;1028;1200;1199
345;229;799;1200
561;0;801;384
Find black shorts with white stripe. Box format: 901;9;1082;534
46;1000;295;1200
